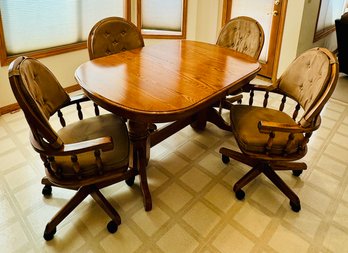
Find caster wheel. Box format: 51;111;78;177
292;170;303;177
107;220;118;233
43;227;56;241
125;176;135;186
290;201;301;212
42;185;52;196
235;189;245;200
222;155;230;164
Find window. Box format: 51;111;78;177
0;0;130;66
137;0;187;39
314;0;347;42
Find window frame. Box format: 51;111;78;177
136;0;187;39
0;0;131;66
313;0;347;42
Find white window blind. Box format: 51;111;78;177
141;0;183;32
316;0;346;32
0;0;124;55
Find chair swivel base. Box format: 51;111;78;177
220;148;302;212
42;184;121;241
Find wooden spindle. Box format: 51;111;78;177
94;150;104;175
263;91;269;108
249;89;255;105
76;102;83;120
48;156;61;178
279;95;286;111
292;103;301;120
265;132;275;154
300;132;312;150
57;110;66;127
94;103;100;116
71;155;81;179
284;133;294;155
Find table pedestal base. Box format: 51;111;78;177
128;120;152;211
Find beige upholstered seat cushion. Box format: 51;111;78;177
55;114;129;178
230;105;305;155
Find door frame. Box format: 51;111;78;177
222;0;288;81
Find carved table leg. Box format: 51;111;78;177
128;120;152;211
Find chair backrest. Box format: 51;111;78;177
216;16;264;59
8;56;70;150
277;47;339;127
88;16;144;60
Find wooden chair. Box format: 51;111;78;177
8;56;136;240
88;16;144;60
216;16;264;114
87;16;158;132
219;47;339;212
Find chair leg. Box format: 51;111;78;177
219;148;258;167
233;167;262;193
272;161;307;177
233;166;262;200
261;164;301;212
90;187;121;226
44;186;91;240
219;148;301;212
272;161;307;171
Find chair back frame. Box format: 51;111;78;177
216;16;265;60
88;16;144;60
8;56;68;150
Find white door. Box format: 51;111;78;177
224;0;287;79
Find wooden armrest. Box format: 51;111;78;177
56;93;90;110
30;135;114;156
60;137;114;155
244;83;275;92
66;93;90;106
225;94;243;103
258;121;305;134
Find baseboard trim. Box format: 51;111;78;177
0;84;81;116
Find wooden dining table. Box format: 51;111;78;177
75;40;261;211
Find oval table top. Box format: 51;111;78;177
75;40;260;122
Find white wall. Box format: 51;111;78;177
194;0;223;44
298;0;339;54
0;49;90;109
277;0;306;76
0;0;326;111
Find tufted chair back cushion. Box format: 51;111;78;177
278;48;333;126
88;17;144;60
18;57;70;118
216;16;264;59
8;57;70;149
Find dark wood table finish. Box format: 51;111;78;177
75;40;261;211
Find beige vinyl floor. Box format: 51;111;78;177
1;76;348;253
